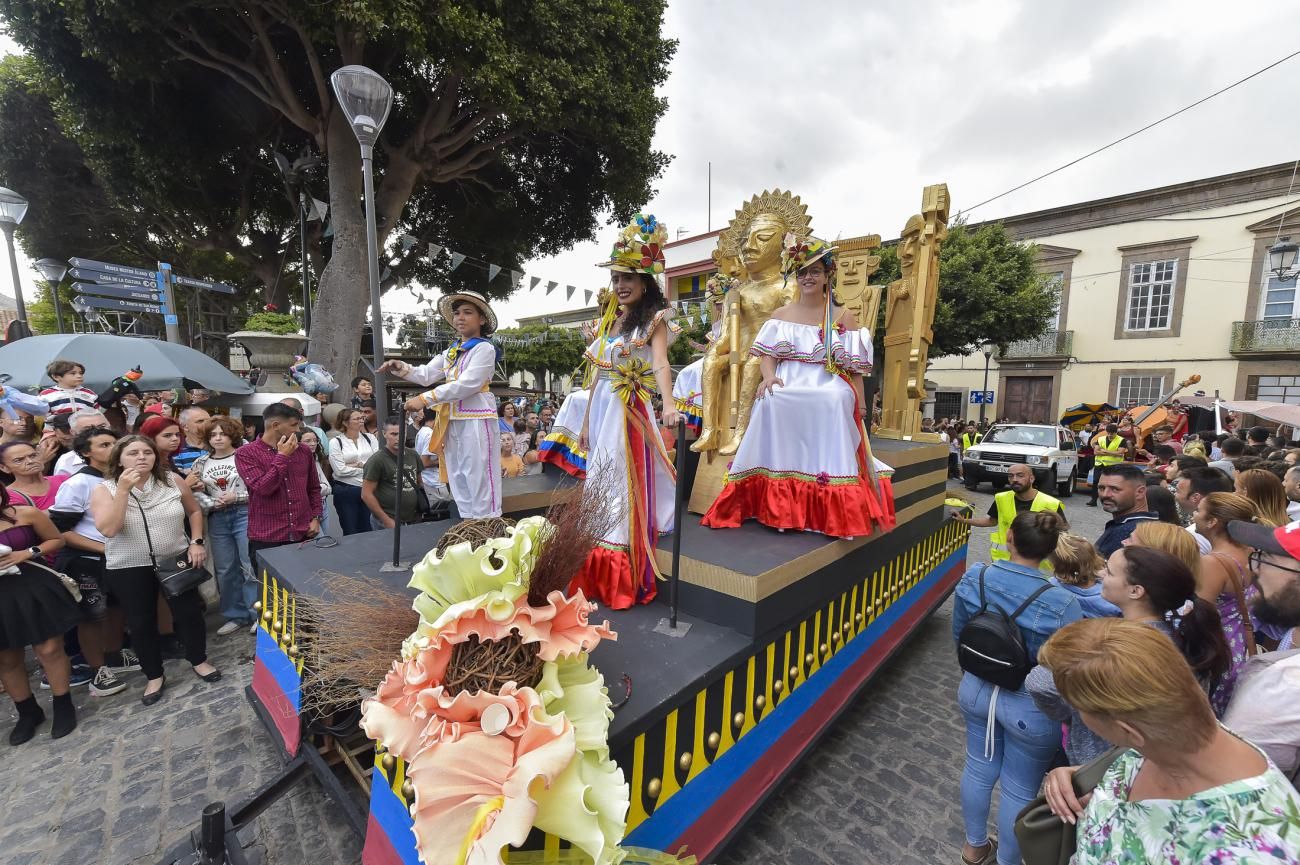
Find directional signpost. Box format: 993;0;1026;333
64;256;236;343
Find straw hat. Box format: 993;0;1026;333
437;289;498;335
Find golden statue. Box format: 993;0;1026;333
833;234;884;333
876;183;950;442
691;190;811;458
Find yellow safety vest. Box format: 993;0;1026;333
962;432;982;450
990;490;1062;572
1093;434;1126;467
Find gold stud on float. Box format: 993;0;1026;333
262;609;273;623
773;680;784;694
647;778;662;799
381;754;396;773
855;612;864;624
788;665;799;680
678;752;692;772
732;711;745;730
831;632;841;645
819;643;828;656
401;779;415;800
804;653;814;666
842;623;853;635
272;619;283;634
706;732;721;751
252;601;263;613
755;695;766;711
287;644;300;659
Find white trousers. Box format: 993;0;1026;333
446;417;502;518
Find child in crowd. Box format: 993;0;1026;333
40;360;97;416
350;377;374;410
1049;533;1120;618
500;432;525;478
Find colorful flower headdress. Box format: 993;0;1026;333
705;273;735;301
781;233;838;276
599;212;668;275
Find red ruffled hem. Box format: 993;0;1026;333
568;546;656;611
701;473;896;537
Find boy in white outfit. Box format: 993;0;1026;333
379;290;502;518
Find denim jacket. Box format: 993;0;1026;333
952;561;1083;665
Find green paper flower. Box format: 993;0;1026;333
532;750;629;865
538;654;615;759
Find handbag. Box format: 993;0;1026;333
25;559;83;604
131;491;209;599
1014;746;1125;865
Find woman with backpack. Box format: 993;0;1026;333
952;510;1082;865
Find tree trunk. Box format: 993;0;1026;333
307;110;369;396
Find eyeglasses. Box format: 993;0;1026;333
1248;549;1300;577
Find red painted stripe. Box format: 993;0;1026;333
672;558;963;858
251;659;302;756
361;814;405;865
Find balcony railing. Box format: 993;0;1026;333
999;329;1073;359
1230;319;1300;355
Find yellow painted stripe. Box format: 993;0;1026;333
689;689;709;778
659;710;683;802
719;670;737;752
627;733;650;830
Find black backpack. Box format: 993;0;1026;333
957;564;1054;690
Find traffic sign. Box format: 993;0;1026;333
173;274;235;294
969;390;995;404
72;282;163;303
67;257;155;281
73;295;164;314
68;268;157;289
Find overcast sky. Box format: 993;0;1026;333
4;0;1300;331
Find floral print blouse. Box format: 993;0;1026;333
1072;742;1300;864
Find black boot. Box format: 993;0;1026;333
51;693;77;739
8;696;45;746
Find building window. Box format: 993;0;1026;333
1246;375;1300;404
933;391;964;421
1125;260;1176;331
1261;274;1298;320
1115;374;1165;408
1045;271;1065;329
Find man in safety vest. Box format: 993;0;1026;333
1087;423;1128;507
960;422;982;455
952;463;1067;565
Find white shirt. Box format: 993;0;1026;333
1186;524;1212;555
1288;500;1300;522
50;468;107;545
328;432;379;487
414;425;439;490
53;450;85;477
1223;648;1300;777
403;342;497;420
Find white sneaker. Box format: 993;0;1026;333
249;622;259;636
217;621;241;636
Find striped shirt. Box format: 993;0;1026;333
39;386;98;415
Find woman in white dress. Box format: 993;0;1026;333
702;235;895;538
570;214;681;610
672;275;731;435
538;291;615;478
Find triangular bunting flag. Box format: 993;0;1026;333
566;285;576;300
429;243;444;260
511;270;524;288
584;289;593;304
309;198;328;221
546;281;558;295
449;252;466;273
400;234;418;251
530;276;541;290
700;311;708;324
487;264;501;283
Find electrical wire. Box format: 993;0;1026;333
960;48;1300;217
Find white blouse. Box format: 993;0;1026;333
328;432;379;487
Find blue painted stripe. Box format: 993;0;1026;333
255;627;302;713
368;776;422;865
625;545;966;848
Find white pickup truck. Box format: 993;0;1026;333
961;423;1079;497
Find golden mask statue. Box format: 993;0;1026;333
691;190;812;458
877;183;950;442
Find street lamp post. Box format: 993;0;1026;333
1268;237;1299;281
0;187;30;331
34;258;67;334
980;341;996;425
331;65;395;427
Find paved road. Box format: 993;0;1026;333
0;479;1106;865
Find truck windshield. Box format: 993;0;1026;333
981;426;1054;447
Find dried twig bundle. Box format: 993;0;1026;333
527;463;620;606
435;516;514;556
296;572;420;715
442;633;544;697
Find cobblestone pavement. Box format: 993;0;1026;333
2;480;1106;865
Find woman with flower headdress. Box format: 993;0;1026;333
537;287;618;478
701;235;894;538
570;213;681;610
672;274;732;435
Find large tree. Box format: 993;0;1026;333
871;220;1058;358
0;1;674;383
496;325;585;391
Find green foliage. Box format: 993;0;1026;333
393;314;431;354
871;221;1057;357
495;326;585;384
242;312;303;335
669;313;712;366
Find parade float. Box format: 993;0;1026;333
210;185;970;865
